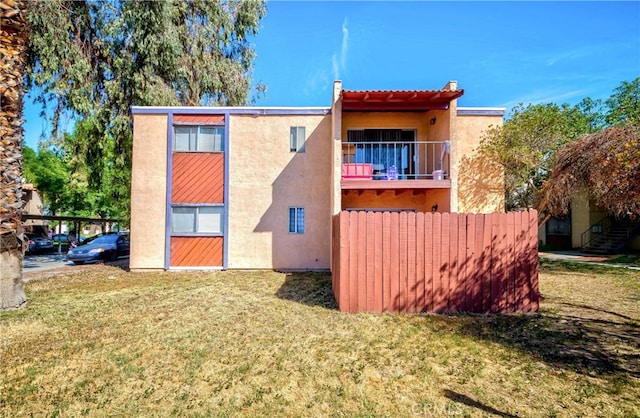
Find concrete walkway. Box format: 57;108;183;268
539;250;640;270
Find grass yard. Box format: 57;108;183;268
1;261;638;417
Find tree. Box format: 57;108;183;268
478;102;596;211
605;77;639;126
0;0;28;309
540;124;640;219
26;0;267;218
22;145;72;215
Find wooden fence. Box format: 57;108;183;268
331;210;540;314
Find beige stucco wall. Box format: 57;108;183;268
455;114;504;213
227;114;332;270
341;111;446;142
331;81;343;217
130;114;168;270
342;189;450;213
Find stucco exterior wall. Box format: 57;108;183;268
130;114;168;270
342;189;450;213
455;114;504;213
227;114;332;270
341;111;444;141
571;193;591;248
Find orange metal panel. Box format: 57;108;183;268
172;153;224;203
170;236;223;267
173;114;225;124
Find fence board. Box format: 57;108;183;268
424;213;433;313
399;212;408;311
357;212;367;312
432;213;443;313
373;212;383;312
390;212;400;311
382;211;391;312
407;212;417;313
332;210;540;314
441;213;453;313
415;212;425;313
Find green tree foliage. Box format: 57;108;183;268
478;78;638;212
26;0;267;218
605;77;640;126
21;146;70;215
478;102;594;210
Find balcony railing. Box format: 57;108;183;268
341;141;450;180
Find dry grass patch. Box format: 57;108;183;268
1;262;639;417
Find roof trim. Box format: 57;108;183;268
341;89;464;112
457;107;505;116
131;106;331;115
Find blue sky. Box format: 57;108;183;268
23;1;640;149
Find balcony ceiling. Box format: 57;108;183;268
341;89;464;112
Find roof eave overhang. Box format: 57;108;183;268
341;89;464;112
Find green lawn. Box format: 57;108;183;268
1;261;638;417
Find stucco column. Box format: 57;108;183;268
331;80;343;216
445;81;459;213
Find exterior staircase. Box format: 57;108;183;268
581;218;640;254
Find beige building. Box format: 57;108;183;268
130;81;504;271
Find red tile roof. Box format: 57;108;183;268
341;89;464;112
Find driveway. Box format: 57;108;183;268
22;252;129;282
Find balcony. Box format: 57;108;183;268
341;141;451;190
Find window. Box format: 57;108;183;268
174;126;224;152
171;206;224;233
288;207;304;234
290;126;306;152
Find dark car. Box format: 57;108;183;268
25;233;54;254
52;233;68;247
66;233;130;264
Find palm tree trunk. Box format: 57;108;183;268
1;0;28;309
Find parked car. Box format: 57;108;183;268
52;234;68;247
67;233;130;264
25;233;54;254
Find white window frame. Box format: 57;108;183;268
174;125;224;152
288;207;305;234
290;126;306;153
171;205;224;234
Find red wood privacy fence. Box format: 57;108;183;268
331;210;540;314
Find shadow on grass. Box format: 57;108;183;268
454;312;639;379
275;272;338;310
443;390;517;417
277;267;638;380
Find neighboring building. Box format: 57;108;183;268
22;183;48;235
130;81;505;271
539;193;640;253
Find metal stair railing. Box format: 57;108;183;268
581;217;640;254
